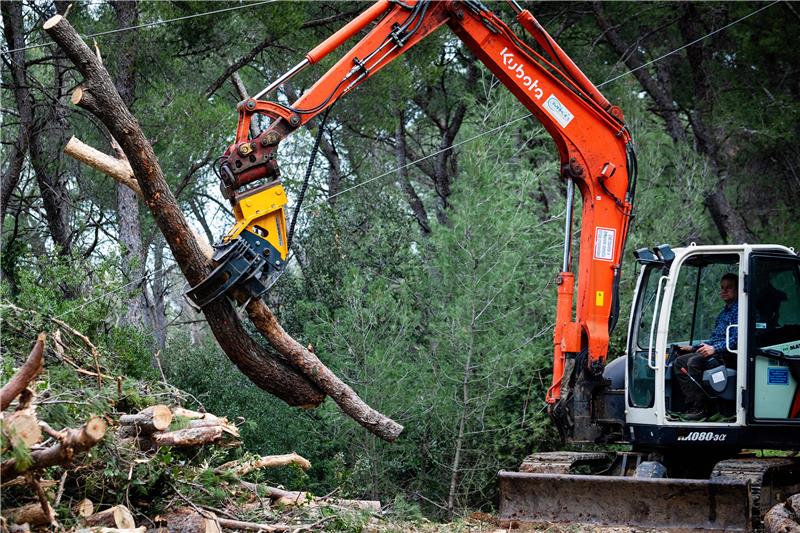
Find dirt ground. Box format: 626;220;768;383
366;513;665;533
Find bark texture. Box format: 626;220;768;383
111;0;147;327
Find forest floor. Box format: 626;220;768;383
370;512;663;533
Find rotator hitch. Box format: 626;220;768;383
186;100;296;309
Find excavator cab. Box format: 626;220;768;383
626;243;800;446
501;244;800;531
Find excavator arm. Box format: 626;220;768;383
187;0;636;437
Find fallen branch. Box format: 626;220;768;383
1;416;107;480
47;13;403;442
1;334;45;410
2;502;55;527
216;452;311;477
50;316;103;386
150;426;234;448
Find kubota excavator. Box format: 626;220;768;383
187;1;800;530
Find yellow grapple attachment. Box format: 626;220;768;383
186;181;288;308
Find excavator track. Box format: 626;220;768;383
519;451;611;474
712;456;800;530
499;451;753;531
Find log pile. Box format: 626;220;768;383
1;332;382;533
117;406;240;450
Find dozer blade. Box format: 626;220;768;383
498;471;752;532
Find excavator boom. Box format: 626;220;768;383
188;0;635;424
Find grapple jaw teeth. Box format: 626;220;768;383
185;230;283;309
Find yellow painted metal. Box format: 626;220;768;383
224;181;288;260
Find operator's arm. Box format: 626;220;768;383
690;302;739;356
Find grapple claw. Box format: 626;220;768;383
185;230;283;309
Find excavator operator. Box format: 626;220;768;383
674;273;739;420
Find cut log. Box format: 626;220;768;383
170;409;239;436
274;492;313;508
74;498;95;518
171;407;207;420
216;452;311;477
187;418;237;432
326;499;382;512
84;506;136;529
0;334;45;410
1;412;42;450
150;426;231;448
1;416;106;480
2;501;55;527
159;508;220;533
119;405;172;433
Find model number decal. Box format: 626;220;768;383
677;431;727;442
499;47;544;100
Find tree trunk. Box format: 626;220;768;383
46;16;404;441
0;0;32;222
111;0;147;327
592;2;687;143
29;1;73;257
46;17;324;407
678;3;753;243
396;112;430;235
148;237;168;351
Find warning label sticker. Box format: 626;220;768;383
594;227;616;261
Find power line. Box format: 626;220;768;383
5;0;278;55
307;0;779;207
9;0;777;315
55;266;170;319
599;0;780;87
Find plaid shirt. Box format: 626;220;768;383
695;301;738;353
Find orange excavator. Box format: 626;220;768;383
188;1;800;530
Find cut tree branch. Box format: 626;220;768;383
1;415;107;481
47;15;403;442
1;333;45;410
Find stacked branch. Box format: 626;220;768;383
47;14;402;443
1;416;107;481
118;406;239;450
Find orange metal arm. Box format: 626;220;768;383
223;0;635;403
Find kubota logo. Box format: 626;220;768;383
500;47;544;100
